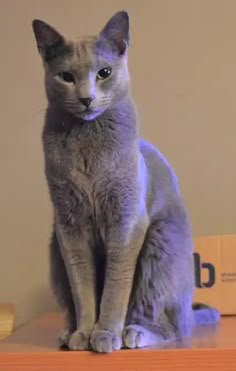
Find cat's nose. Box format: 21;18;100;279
79;97;94;108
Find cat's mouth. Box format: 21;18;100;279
76;107;102;120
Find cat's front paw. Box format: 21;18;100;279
90;329;122;353
68;330;91;351
58;327;73;349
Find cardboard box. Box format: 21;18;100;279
193;234;236;315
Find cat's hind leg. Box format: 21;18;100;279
123;314;175;348
124;200;194;348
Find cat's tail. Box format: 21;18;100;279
192;302;220;326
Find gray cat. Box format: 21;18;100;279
32;11;219;353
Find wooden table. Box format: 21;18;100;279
0;313;235;370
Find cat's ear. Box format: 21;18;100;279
32;19;65;61
99;11;129;55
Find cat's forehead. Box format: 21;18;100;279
74;35;97;59
69;35;119;69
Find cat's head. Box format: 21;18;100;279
32;11;130;121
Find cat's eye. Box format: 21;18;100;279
58;71;75;84
97;67;112;80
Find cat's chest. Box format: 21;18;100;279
46;130;100;175
45;133;122;232
44;129;120;204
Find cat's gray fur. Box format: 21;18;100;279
32;11;219;353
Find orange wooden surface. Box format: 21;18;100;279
0;313;236;370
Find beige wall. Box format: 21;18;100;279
1;0;236;326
